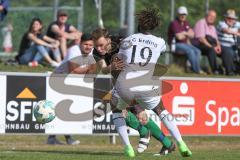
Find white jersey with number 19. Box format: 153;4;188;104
116;33;166;88
114;33;166;110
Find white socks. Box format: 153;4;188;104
160;110;183;142
112;112;130;146
117;126;130;146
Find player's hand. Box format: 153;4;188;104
122;109;128;118
111;57;124;70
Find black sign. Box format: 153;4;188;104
6;76;46;133
93;78;117;134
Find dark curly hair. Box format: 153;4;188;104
136;8;160;32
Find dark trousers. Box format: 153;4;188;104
221;46;235;75
194;44;219;73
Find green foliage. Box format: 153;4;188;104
1;0;240;52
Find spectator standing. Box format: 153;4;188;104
46;9;82;58
168;6;201;74
193;9;222;74
0;0;9;22
217;9;240;75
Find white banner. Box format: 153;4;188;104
46;76;94;134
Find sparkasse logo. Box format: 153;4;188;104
172;82;195;126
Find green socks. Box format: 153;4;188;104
125;111;172;148
125;111;148;137
145;118;172;148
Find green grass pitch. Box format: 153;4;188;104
0;135;239;160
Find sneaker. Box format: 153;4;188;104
137;130;151;153
5;59;19;66
177;140;192;157
66;138;80;145
213;70;220;75
154;142;176;156
28;61;38;67
124;145;135;158
46;137;64;145
199;70;207;75
50;61;60;67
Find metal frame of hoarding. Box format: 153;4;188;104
1;71;240;82
0;71;111;79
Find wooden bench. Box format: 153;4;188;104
171;51;191;72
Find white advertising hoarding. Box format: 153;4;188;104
46;76;94;134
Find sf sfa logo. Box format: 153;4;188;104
93;101;117;134
6;88;45;133
92;78;117;133
6;76;46;133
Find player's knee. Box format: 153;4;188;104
153;100;165;115
137;111;149;125
112;112;126;127
110;99;117;111
112;107;122;113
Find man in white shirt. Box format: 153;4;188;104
47;33;96;145
55;33;96;74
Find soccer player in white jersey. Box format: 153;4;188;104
111;8;192;157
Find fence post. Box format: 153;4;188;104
109;135;116;144
127;0;135;36
120;0;126;28
165;0;175;65
53;0;59;20
78;0;84;31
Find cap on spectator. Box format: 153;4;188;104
224;9;238;19
177;6;188;15
57;9;68;17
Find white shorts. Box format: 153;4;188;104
111;84;161;110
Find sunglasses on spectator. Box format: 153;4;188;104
58;14;68;17
226;17;236;20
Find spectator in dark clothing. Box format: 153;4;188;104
16;18;61;67
168;6;201;74
46;9;82;58
0;0;9;22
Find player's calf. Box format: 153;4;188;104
112;110;135;157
